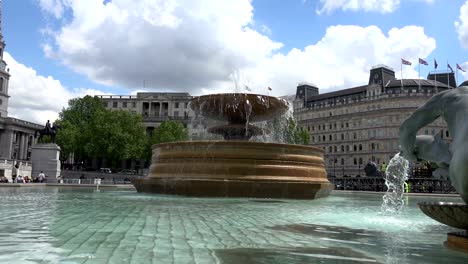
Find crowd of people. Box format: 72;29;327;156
0;171;47;183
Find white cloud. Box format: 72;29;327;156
4;52;108;124
455;0;468;49
39;0;436;97
316;0;400;14
237;25;434;94
37;0;67;19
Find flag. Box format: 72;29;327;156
244;85;251;92
434;59;438;69
448;64;454;72
401;58;412;65
267;87;272;91
418;58;428;65
457;63;466;72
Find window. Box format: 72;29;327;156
174;111;179;117
329;135;332;141
446;130;449;138
123;102;127;108
341;145;344;152
132;102;136;108
103;102;108;107
359;144;362;151
185;102;188;108
175;102;179;108
341;158;344;165
334;146;337;152
322;135;326;141
328;146;332;152
113;102;118;108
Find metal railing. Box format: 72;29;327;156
328;177;457;194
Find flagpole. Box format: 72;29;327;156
447;60;450;88
418;62;421;89
401;61;403;89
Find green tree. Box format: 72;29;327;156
146;121;189;159
283;117;310;145
56;96;147;166
150;121;189;144
57;95;106;162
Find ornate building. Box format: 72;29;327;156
0;1;41;179
294;65;454;177
96;92;202;135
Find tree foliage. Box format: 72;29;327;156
150;121;189;145
283;117;310;145
56;96;147;164
145;121;189;160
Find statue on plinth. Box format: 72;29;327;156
35;120;60;143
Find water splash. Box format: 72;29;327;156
381;153;410;214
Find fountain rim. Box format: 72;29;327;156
152;140;324;153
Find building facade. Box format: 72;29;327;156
293;65;454;178
96;92;212;138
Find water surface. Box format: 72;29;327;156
0;187;466;263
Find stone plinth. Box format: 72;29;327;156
132;141;333;199
31;144;61;180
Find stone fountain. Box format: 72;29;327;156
132;93;333;199
399;86;468;252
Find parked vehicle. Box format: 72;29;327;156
99;168;112;173
119;169;137;175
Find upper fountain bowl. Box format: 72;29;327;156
190;93;289;124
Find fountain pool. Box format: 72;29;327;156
0;187;466;263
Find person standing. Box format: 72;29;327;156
38;171;45;183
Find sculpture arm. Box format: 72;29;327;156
399;93;444;160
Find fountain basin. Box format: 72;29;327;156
190;93;289;123
418;202;468;252
418;202;468;230
132;141;333;199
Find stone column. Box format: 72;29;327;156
0;129;14;159
18;133;25;160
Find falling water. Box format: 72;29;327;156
381;152;410;214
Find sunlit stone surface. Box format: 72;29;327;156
0;187;467;263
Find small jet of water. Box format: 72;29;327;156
381;152;409;215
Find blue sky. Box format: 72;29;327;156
2;0;468;123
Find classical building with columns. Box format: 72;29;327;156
0;3;42;179
96;92;211;139
293;65;455;178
